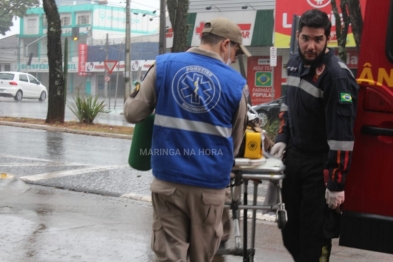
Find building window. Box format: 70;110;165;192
0;64;11;71
28;75;39;84
27;18;38;34
61;16;71;26
19;74;28;82
77;15;90;25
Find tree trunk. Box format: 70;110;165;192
167;0;190;53
331;0;349;62
348;0;363;51
43;0;65;124
331;0;364;62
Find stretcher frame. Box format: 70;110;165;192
216;157;287;261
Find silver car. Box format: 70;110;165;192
0;71;47;102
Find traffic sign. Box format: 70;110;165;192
270;47;277;67
105;75;110;82
104;60;118;74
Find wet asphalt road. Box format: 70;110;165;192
0;125;153;198
1;98;393;261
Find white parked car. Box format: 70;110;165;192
0;71;47;102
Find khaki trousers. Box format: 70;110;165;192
221;188;233;242
151;178;226;262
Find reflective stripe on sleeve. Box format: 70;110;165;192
338;61;355;78
280;103;288;111
328;140;354;151
287;76;300;87
154;114;232;138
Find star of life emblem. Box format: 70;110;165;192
307;0;331;8
172;66;221;113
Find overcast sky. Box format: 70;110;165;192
0;0;160;39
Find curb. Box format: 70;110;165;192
0;121;133;140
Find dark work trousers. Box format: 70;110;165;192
281;147;332;262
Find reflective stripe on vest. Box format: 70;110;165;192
155;114;232;138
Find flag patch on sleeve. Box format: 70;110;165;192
340;93;353;103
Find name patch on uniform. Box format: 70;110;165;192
340;93;353;103
129;83;140;98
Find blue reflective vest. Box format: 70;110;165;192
151;51;245;189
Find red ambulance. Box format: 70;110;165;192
339;0;393;254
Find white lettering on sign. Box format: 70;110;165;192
307;0;331;9
282;13;292;28
242;31;250;38
253;65;271;71
347;53;358;67
282;12;336;29
252;92;273;98
253;87;272;92
257;59;270;65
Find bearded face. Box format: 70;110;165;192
297;26;330;67
298;42;327;67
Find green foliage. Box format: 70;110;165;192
0;0;40;35
0;14;13;35
68;94;108;124
263;119;280;142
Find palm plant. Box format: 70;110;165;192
263;119;280;142
68;94;108;124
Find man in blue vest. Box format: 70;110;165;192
124;17;250;262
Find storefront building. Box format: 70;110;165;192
15;0;364;104
17;1;158;98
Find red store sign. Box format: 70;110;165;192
78;44;90;76
274;0;367;48
247;56;282;105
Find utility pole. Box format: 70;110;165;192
159;0;166;54
124;0;132;101
104;33;109;100
114;43;123;110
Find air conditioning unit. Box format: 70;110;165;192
97;0;108;4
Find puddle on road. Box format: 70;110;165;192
0;173;30;200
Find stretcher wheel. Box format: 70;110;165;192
277;210;287;229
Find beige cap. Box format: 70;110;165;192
202;17;251;57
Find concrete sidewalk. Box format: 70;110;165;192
0;96;133;127
0;120;132;140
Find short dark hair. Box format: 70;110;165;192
298;9;331;38
201;32;225;45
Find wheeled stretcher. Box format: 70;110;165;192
216;157;287;261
